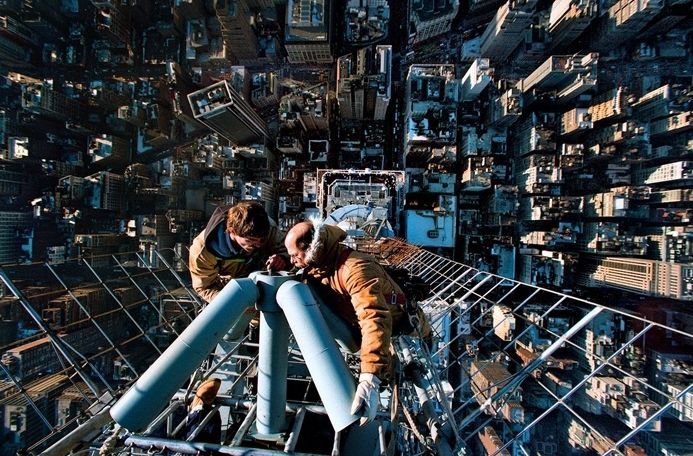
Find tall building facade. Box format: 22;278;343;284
479;0;538;62
578;256;693;301
0;211;31;264
336;45;392;120
402;65;459;249
403;64;459;167
215;0;259;64
547;0;597;52
591;0;663;52
20;82;84;121
285;0;333;64
460;58;493;100
0;15;36;70
409;0;459;44
188;80;268;145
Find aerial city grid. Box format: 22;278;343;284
0;0;691;455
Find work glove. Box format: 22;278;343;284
98;425;121;455
350;373;380;425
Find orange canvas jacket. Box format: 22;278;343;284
304;224;428;378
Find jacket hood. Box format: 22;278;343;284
202;205;232;243
305;221;347;273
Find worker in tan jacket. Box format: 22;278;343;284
189;201;287;303
285;219;429;425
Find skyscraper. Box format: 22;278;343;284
409;0;459;44
285;0;333;64
188;80;268;145
547;0;597;52
0;211;31;264
479;0;538;62
591;0;663;52
214;0;259;64
578;256;693;301
460;58;493;100
336;45;392;120
402;64;459;167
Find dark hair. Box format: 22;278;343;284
226;201;270;238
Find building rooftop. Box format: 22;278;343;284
286;0;328;42
344;0;389;44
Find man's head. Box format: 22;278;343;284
285;221;314;269
227;201;270;253
191;378;221;409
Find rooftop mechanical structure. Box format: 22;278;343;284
0;238;691;455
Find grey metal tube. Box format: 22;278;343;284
257;311;290;435
125;435;318;455
397;340;456;456
276;281;359;431
251;271;297;437
40;406;112;456
309;286;360;353
171;393;329;415
110;278;258;431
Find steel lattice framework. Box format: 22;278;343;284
375;238;693;455
0;239;691;455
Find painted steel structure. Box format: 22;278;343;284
0;240;691;455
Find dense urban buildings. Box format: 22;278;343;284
0;0;690;454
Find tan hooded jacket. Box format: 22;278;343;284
303;224;414;379
188;205;286;302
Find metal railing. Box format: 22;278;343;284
369;238;693;456
0;247;198;455
0;239;691;456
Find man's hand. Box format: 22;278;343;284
350;373;380;425
266;254;288;272
217;275;233;287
